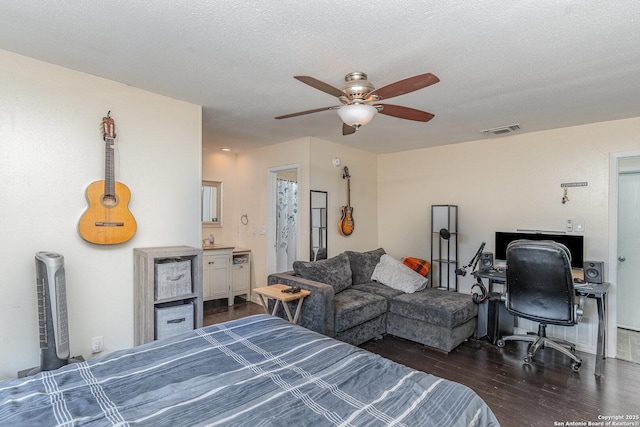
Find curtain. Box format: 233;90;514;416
276;179;298;272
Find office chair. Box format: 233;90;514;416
496;240;584;372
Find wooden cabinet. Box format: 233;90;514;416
202;248;251;306
203;249;232;302
134;246;203;346
232;250;251;302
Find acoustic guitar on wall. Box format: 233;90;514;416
338;166;354;236
78;112;137;244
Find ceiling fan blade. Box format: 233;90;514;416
376;104;435;122
369;73;439;101
275;106;339;120
294;76;345;98
342;123;356;135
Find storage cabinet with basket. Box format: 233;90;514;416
134;246;203;345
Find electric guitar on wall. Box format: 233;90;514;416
78;112;137;244
338;166;354;236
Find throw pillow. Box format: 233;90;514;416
345;248;386;285
402;257;431;277
372;254;428;293
293;252;352;293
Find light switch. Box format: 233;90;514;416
575;219;585;232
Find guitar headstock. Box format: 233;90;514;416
101;112;116;140
342;166;350;179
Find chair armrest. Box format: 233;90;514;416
267;272;336;336
575;295;586;322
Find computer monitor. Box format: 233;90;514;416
495;231;584;269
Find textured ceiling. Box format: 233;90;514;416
1;1;640;154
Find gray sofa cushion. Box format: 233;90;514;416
346;248;386;285
334;289;387;333
336;314;387;346
389;288;478;329
293;252;352;294
352;281;404;301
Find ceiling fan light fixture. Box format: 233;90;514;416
337;104;377;128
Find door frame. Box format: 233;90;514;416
267;164;301;275
608;149;640;358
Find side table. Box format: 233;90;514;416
253;284;310;324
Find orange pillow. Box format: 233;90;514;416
402;257;431;277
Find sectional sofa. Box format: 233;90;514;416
267;248;478;352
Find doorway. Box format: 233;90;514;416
267;165;300;275
609;151;640;363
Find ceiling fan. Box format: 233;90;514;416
275;71;439;135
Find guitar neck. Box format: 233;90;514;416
347;177;351;207
104;137;115;198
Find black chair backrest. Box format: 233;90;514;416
505;239;575;325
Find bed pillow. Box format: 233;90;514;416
372;254;428;293
293;252;352;293
346;248;386;285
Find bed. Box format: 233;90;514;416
0;314;499;426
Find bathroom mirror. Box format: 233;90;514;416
202;180;222;227
310;190;327;261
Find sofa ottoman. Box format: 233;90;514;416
334;288;388;345
387;288;478;352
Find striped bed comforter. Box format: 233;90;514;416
0;314;499;426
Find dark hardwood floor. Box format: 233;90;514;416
203;298;266;326
205;301;640;427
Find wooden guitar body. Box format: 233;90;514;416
338;205;354;236
78;180;137;244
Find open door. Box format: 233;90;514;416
267;165;300;275
609;152;640;362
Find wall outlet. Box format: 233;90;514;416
566;218;573;232
91;336;104;354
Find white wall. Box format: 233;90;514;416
202;148;238;246
309;138;378;256
0;50;202;379
378;117;640;353
235;138;311;290
378;119;640;289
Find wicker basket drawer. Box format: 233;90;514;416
154;259;192;299
155;301;194;340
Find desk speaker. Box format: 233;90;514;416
583;261;604;284
479;252;493;272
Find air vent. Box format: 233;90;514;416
480;124;521;136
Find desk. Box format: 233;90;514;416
473;270;610;377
